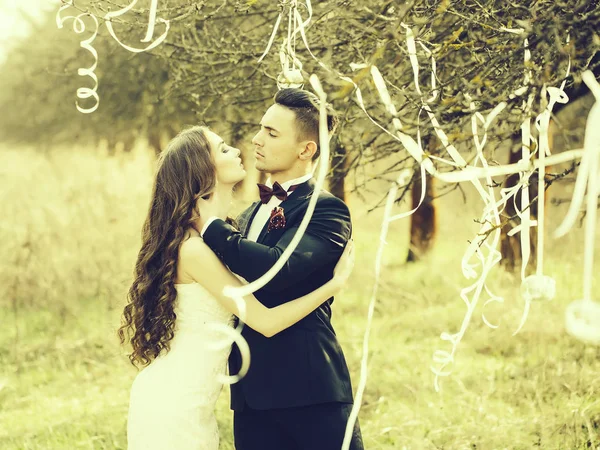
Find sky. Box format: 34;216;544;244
0;0;58;62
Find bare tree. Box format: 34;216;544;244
1;0;598;265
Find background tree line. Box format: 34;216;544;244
1;0;598;263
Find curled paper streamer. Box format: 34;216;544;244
432;94;506;390
363;31;584;386
511;55;570;334
433;149;584;182
200;294;250;384
565;300;600;345
371;65;402;128
57;0;170;114
141;0;159;42
513;274;556;335
56;3;100;114
104;0;170;53
401;23;422;96
314;25;582;389
515;91;534;283
401;28;490;201
205;322;251;385
277;68;304;89
554;71;600;241
256;6;284;63
513;43;571;329
559;70;600;344
258;0;314;91
505;37;558;289
251;1;589;393
481;285;505;329
256;5;585;202
388;166;427;223
342;172;404;450
499;27;525;34
521;274;556;302
350;68;428;165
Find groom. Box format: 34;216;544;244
198;88;363;450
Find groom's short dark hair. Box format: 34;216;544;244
274;88;338;161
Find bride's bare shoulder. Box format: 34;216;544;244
179;236;211;261
178;236;228;287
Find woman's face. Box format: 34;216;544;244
204;129;246;185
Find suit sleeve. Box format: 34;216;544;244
202;196;351;293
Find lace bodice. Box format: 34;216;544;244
174;282;234;330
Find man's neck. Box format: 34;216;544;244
269;168;312;186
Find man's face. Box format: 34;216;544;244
252;104;304;174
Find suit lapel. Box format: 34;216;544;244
240;201;261;237
257;179;315;244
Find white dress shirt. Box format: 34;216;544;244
201;173;313;240
246;173;313;242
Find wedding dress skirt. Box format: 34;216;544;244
127;283;234;450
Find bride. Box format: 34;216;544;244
119;126;354;450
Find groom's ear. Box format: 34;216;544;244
299;141;317;161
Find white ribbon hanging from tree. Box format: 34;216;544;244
257;0;315;89
556;70;600;345
104;0;170;53
57;0;170;113
56;2;100;114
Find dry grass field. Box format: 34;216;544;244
1;143;599;449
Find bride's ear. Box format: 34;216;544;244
195;189;212;202
201;180;218;200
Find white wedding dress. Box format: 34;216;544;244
127;282;234;450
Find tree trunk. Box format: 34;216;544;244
147;127;162;156
106;135;117;156
121;132;136;153
328;140;347;201
407;165;437;262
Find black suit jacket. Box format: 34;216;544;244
202;179;354;411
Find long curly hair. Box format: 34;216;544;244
118;126;215;367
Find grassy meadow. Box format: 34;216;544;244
1;143;600;450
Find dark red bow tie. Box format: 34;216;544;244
257;182;299;204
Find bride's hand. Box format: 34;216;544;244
333;239;355;286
